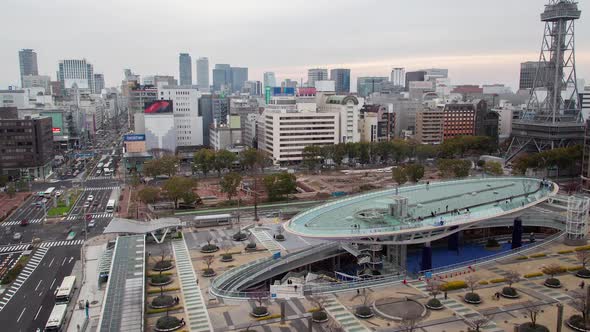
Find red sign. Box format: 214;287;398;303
52;127;61;133
86;214;92;221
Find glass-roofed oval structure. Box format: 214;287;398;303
284;177;558;243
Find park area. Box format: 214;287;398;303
47;190;80;217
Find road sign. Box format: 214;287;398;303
86;214;92;221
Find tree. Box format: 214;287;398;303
466;315;493;332
520;305;543;330
129;172;141;188
214;149;237;176
302;145;322;170
505;270;521;289
138;187;160;204
399;315;423;332
359;142;371;164
6;184;16;198
392;167;407;185
345;142;359;165
577;251;590;270
415;144;439;162
332;144;346;166
483;161;503;176
249;291;269;316
437;159;471;178
426;279;443;300
570;289;590;330
542;263;564;279
465;275;481;294
405;164;425;183
193;149;215;176
220;172;242;201
0;175;9;188
143;159;162;178
159;155;179;177
202;255;215;276
263;172;296;202
240;148;267;171
162;176;196;209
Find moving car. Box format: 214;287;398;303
12;232;22;241
88;220;96;228
20;219;28;227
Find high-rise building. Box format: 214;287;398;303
330;69;351;94
581;86;590;121
243;81;262;96
199;94;229;146
308;68;328;88
519;61;549;90
179;53;192;85
93;74;105;93
22;75;51;94
213;64;232;92
196;57;209;90
231;67;248;93
391;68;405;88
18;49;38;87
405;71;426;91
317;95;362;143
158;86;203;147
357;77;388;97
263;72;276;88
442;102;477;140
58;59;94;92
415;108;444;144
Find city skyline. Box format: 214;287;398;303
0;0;589;90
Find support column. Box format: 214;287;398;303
448;231;460;251
512;217;523;249
421;242;432;272
399;244;407;271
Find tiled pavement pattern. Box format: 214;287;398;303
0;247;48;311
249;228;284;253
487;265;572;302
411;281;505;332
171;238;213;332
323;295;370;332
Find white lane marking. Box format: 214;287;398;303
48;257;55;268
61;257;67;266
68;257;74;264
34;279;42;291
34;305;42;320
49;278;56;290
16;307;26;322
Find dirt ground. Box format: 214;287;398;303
0;192;31;221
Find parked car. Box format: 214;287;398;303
88;220;96;228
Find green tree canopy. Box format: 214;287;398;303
302;145;322;170
240;148;268;171
6;184;16;198
483;161;503;176
162;176;196;208
263;172;297;202
392;167;407;185
405;164;425;183
437;159;471;178
193;149;216;175
138;187;160;204
214;149;238;176
219;172;242;201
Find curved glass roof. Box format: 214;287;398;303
285;177;557;239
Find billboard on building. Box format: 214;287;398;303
123;134;146;142
144;100;173;114
272;87;295;96
409;81;434;90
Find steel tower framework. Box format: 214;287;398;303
506;0;584;162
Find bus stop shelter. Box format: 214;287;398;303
103;217;182;243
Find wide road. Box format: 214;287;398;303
0;245;80;332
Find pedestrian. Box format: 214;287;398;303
444;290;447;300
357;289;360;295
580;281;585;289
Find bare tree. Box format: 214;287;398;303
202;255;215;275
426;279;444;300
521;304;543;329
249;290;269;310
465;275;481;294
325;318;344;332
466;315;493;332
205;233;214;247
399;315;424;332
578;251;590;270
571;290;590;329
360;289;373;307
308;295;328;313
541;263;564;279
504;270;521;289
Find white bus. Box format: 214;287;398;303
44;303;67;332
106;188;119;213
43;187;56;198
55;276;76;303
106;199;116;213
97;162;104;169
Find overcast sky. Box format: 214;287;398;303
1;0;589;90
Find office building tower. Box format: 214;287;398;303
330;69;351;94
281;79;298;89
391;68;405;88
94;74;105;93
243;81;262;96
357;77;388;97
199;94;229;146
415;108;444;144
18;49;39;87
158;86;203;146
179;53;192;85
405;71;426;91
22;75;51;94
263;72;276;88
231;67;248;93
308;68;328;88
196;57;210;89
58;59;94;92
213;64;232;92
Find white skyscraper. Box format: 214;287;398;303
263;72;276;88
158;85;203;146
58;59;94;91
307;68;328;88
196;57;209;90
391;68;405;88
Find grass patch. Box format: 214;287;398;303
147;287;180;294
146;306;183;314
558;249;574;254
255;314;281;321
489;278;507;284
530;253;547;258
524;272;543;278
47;190;80;217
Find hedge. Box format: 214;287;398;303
516;256;529;260
147;287;180;294
530;253;547;258
489;278;507;284
255;314;281;321
568;265;584;272
441;281;467;291
542;266;567;275
147;272;174;277
575;245;590;252
558;249;574;254
478;281;489;285
524;272;543;278
146;305;183;314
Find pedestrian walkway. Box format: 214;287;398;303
41;240;85;248
249;228;284;253
323;295;370;332
0;247;48;312
0;244;31;254
171;238;213;332
1;218;43;227
66;212;113;221
487;265;571;302
411;281;505;332
85;176;114;181
82;186;119;191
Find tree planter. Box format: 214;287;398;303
150;295;176;309
274;234;285;242
485;238;501;250
154;316;185;332
232;232;248;242
543;278;561;288
245;243;257;252
464;292;482;304
567;315;590;332
501;287;520;299
149;275;173;286
354;306;374;319
202;268;216;277
517;322;550;332
220;254;234;262
425;298;444;310
250;306;269;318
200;245;219;253
312;310;329;323
153;261;174;272
576;269;590;279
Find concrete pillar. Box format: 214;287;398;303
421;242;432;272
511;217;523;249
556;303;563;332
399;244;407;271
308;317;313;332
448;231;460;251
280;301;286;324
